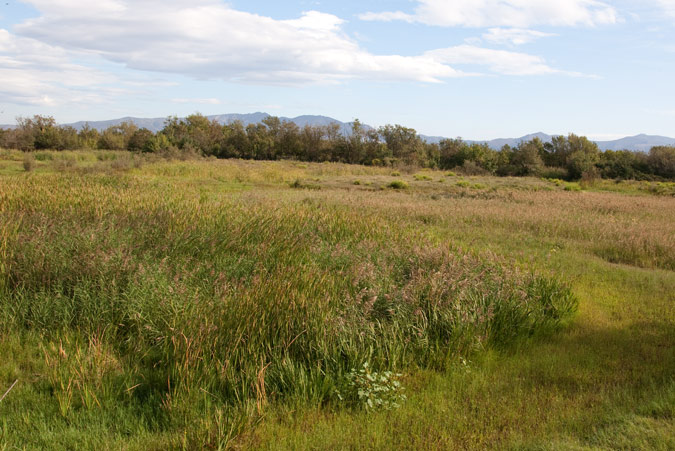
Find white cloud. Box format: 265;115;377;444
482;28;557;45
655;0;675;17
358;11;415;23
425;45;575;76
16;0;463;84
0;29;119;106
171;98;222;105
360;0;618;28
0;0;585;110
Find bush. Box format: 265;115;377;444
647;146;675;179
337;362;406;411
460;160;490;176
22;155;35;172
564;182;582;191
413;174;433;181
387;180;409;189
541;167;569;180
289;178;321;190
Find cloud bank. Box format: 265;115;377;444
12;0;571;85
0;29;119;106
0;0;589;109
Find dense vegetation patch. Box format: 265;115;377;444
0;167;577;447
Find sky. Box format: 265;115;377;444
0;1;674;140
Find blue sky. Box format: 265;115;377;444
1;0;673;139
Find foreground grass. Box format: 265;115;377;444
0;152;673;449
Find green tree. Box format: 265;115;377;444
299;124;326;162
363;128;388;165
345;119;366;164
647;146;675;178
246;123;273;160
78;124;100;149
14;115;60;150
566;134;600;179
510;138;545;176
220;121;249;158
261;116;282;159
597;150;649;179
378;124;424;165
438;138;466;169
543;135;571;168
278;120;301;159
127;128;155;152
57;126;79;150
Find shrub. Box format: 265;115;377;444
54;158;76;172
337;362;406;411
541;167;569;180
34;152;54;161
22;155;35;172
388;180;409;189
413;174;433;181
564;182;582;191
460;160;490;176
647;146;675;179
390;171;401;176
289;178;321;190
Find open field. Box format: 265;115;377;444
0;151;673;449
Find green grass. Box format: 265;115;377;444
0;152;673;449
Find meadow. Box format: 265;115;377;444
0;150;673;449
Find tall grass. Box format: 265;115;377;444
12;154;673;448
0;162;577;447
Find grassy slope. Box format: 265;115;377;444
0;152;673;449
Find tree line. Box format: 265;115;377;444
1;114;673;180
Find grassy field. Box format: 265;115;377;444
0;150;673;449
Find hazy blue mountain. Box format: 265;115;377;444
66;116;168;132
52;112;355;135
442;132;675;151
2;114;673;152
204;112;271;127
594;134;675;152
466;132;553;149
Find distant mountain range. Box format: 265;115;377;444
65;113;357;136
463;132;675;152
2;113;674;152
